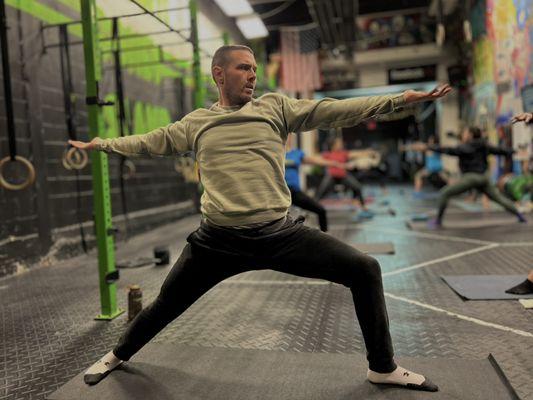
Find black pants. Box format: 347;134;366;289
113;216;395;373
315;173;365;205
290;187;328;231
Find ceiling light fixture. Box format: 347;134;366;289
213;0;253;17
236;14;268;39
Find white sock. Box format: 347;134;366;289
367;365;438;392
84;351;123;385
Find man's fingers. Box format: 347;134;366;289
431;84;451;98
68;139;88;149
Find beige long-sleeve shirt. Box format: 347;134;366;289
95;92;406;226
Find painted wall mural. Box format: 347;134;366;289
471;0;533;126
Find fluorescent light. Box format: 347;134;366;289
213;0;253;17
236;14;268;39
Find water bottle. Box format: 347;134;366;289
128;284;142;321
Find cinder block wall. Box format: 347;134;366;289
0;2;198;278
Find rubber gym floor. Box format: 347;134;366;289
1;186;532;400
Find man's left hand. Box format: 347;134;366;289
403;84;452;104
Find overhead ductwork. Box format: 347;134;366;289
305;0;359;57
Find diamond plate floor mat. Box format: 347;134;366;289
352;242;395;254
441;275;533;300
48;344;518;400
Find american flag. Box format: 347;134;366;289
280;25;322;93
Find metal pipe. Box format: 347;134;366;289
103;59;187;71
41;6;190;29
189;0;204;109
101;42;187;54
44;28;190;49
79;0;123;321
0;0;16;159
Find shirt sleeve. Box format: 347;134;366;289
93;120;190;157
279;93;406;133
429;145;467;157
487;145;514;156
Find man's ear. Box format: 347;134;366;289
212;66;224;85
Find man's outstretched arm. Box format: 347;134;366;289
69;122;190;157
282;84;451;133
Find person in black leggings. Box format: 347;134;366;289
414;126;527;227
285;134;346;231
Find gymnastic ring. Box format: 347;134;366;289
62;147;88;170
66;147;88;170
61;151;73;170
122;159;136;180
0;156;36;190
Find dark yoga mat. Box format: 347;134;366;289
441;275;533;300
48;344;518;400
352;242;395;255
406;217;516;230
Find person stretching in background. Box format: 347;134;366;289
285;134;346;232
412;126;527;228
412;135;448;195
315;137;375;218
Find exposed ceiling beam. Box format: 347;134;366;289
249;0;285;4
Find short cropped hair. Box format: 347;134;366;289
211;45;254;82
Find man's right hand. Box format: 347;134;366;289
511;112;533;124
68;138;99;150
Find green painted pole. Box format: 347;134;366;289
80;0;124;320
251;40;266;94
189;0;204;109
222;32;229;45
